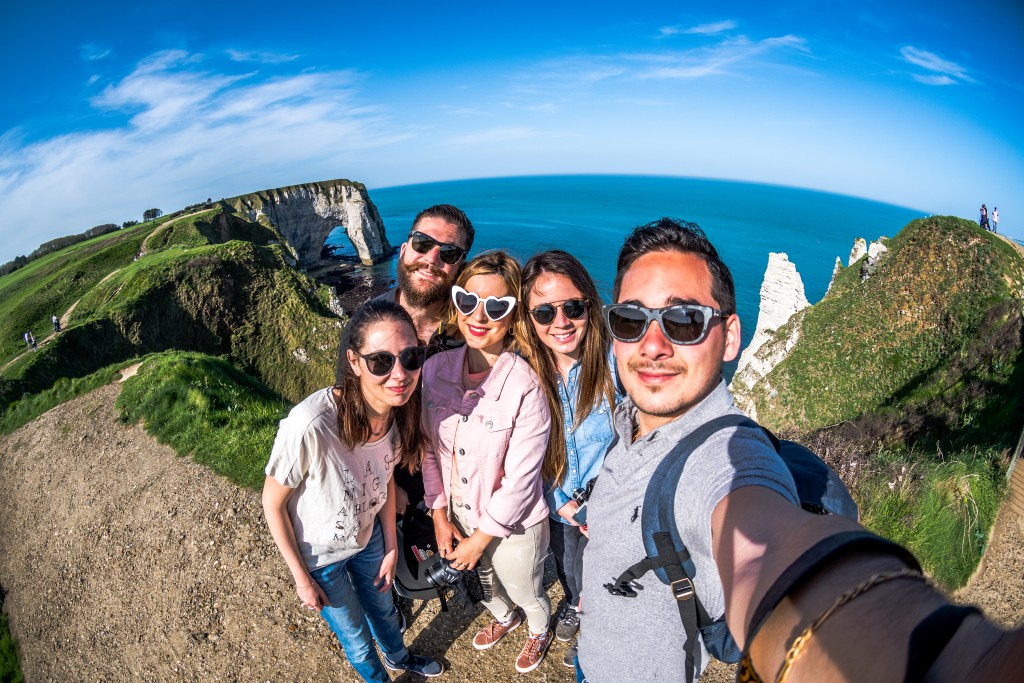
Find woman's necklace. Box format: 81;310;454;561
369;413;391;438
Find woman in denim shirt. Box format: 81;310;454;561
521;250;619;668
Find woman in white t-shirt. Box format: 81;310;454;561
262;299;443;681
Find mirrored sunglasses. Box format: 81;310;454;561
356;346;428;376
602;303;723;345
451;285;517;321
408;231;467;265
529;298;588;325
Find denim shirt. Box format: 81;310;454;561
544;361;620;522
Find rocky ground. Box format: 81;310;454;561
0;382;1020;682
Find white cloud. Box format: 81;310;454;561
226;49;300;64
900;46;974;85
912;73;956;86
0;51;407;262
659;20;737;37
80;43;111;61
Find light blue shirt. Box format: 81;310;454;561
544;360;620;521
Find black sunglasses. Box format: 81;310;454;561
451;286;517;321
356;346;428;376
408;231;467;265
529;299;588;325
602;303;723;345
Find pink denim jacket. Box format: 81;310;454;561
420;345;551;539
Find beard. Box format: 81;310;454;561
397;260;453;308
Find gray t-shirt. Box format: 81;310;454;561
265;387;398;570
578;381;798;682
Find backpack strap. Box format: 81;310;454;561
603;415;755;678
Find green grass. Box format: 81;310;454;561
116;351;290;490
0;361;137;435
0;221;155;364
858;446;1006;590
1;239;339;409
0;604;23;683
755;217;1024;436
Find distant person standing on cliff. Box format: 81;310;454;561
992;207;999;233
262;300;444;681
980;204;989;230
52;314;61;333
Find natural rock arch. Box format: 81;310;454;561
227;179;393;268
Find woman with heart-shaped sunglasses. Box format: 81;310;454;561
420;250;555;674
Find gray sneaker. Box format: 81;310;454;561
383;652;445;678
562;641;578;668
555;605;579;641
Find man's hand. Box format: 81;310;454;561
394;485;410;516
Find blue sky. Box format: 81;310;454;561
1;0;1021;263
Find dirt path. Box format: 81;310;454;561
0;383;577;682
0;383;1020;682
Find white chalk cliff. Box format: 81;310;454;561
730;253;810;418
228;180;392;268
848;238;867;266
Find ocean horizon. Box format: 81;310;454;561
326;175;926;377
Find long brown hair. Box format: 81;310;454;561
443;250;531;354
521;250;616;485
334;299;422;472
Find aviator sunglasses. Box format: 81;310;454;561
529;298;588;325
355;346;429;376
451;285;517;321
602;303;723;345
407;231;467;265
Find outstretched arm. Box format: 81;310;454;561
712;485;1023;682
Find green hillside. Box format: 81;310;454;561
0;206;341;409
741;216;1024;588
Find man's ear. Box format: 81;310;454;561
398;241;408;261
347;350;362;377
721;313;742;363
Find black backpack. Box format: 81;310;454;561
604;414;858;680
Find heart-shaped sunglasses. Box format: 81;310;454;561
451;285;517;321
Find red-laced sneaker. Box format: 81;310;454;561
472;612;522;650
515;629;553;673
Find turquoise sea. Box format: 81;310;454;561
326;175;925;375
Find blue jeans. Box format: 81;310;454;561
549;517;588;606
310;519;409;683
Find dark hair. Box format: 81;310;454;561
612;217;736;315
412;204;475;252
334;299;422;472
522;250;616;485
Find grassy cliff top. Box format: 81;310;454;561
753;215;1024;448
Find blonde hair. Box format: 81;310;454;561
444;250;531;353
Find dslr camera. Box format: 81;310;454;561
422;542;485;607
570;477;597;526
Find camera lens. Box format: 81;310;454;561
424;558;463;588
